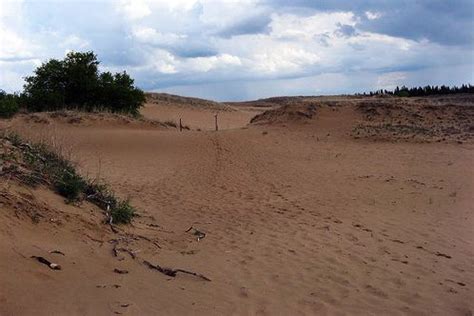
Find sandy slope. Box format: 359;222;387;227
1;96;473;315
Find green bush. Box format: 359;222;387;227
0;93;20;118
54;171;87;201
111;200;135;224
23;51;145;115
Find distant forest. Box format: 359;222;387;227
359;84;474;97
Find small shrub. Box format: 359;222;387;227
85;181;135;224
54;171;86;201
111;200;135;224
0;97;19;118
85;181;118;209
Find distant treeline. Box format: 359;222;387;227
359;84;474;97
0;51;145;118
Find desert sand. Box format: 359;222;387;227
1;94;473;315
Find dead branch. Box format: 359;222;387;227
129;234;161;249
110;224;119;234
86;234;104;244
143;260;211;281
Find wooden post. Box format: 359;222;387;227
179;118;183;132
214;114;218;131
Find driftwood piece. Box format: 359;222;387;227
31;256;61;270
143;260;211;281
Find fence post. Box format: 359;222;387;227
214;114;218;131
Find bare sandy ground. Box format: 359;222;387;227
1;95;473;315
141;101;264;131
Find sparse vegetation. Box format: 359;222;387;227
1;131;135;224
55;171;87;201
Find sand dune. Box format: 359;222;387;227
1;94;473;315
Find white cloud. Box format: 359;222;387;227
270;12;356;40
148;49;178;74
252;47;320;74
0;28;31;59
376;72;407;90
185;53;241;72
365;11;382;20
131;26;187;46
118;0;151;20
62;35;89;50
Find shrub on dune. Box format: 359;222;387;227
22;51;145;116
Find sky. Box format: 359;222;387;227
0;0;473;101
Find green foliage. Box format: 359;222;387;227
0;90;20;118
23;51;145;115
54;171;87;201
84;181;136;224
96;71;145;116
111;200;135;224
84;181;116;210
63;51;99;107
23;59;67;111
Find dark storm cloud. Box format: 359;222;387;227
267;0;474;46
217;14;272;38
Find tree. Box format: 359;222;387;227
62;51;99;108
24;59;66;111
22;51;145;115
365;83;473;97
97;71;145;115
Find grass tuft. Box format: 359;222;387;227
111;200;135;224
